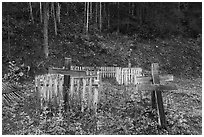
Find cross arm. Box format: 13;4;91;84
136;75;174;84
136;84;177;91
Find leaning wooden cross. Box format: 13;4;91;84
135;63;177;128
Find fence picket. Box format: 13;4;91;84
82;78;86;112
88;77;92;110
70;77;74;98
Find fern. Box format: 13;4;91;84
2;81;23;105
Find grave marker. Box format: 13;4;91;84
134;63;177;128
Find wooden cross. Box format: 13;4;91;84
135;63;177;128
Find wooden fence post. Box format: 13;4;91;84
88;77;93;110
64;57;72;111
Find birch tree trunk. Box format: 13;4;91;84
51;3;57;35
90;2;92;20
95;3;98;27
40;2;42;23
43;2;49;58
7;15;10;58
29;2;34;23
84;2;87;33
86;2;89;34
107;3;110;29
56;2;61;23
99;2;102;32
117;2;120;33
132;3;134;16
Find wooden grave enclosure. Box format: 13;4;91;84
35;57;177;128
35;57;100;113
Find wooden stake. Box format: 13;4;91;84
64;57;71;111
82;78;86;112
88;77;93;110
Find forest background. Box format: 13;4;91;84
1;2;202;135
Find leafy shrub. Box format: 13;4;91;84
3;60;30;83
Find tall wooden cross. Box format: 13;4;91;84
135;63;177;128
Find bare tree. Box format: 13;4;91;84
56;2;61;23
51;3;57;35
95;3;98;26
117;2;120;33
40;2;43;23
7;15;10;58
84;2;87;33
107;3;110;29
99;2;102;32
90;2;92;20
29;2;34;23
43;2;49;58
86;2;89;34
132;2;134;16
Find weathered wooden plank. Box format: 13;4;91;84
63;58;71;111
136;84;177;91
49;68;86;77
81;78;86;112
136;75;174;84
93;84;99;113
71;75;98;79
88;77;93;110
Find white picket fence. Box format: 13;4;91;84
116;67;143;85
71;66;143;85
35;72;100;112
70;74;100;112
35;74;64;108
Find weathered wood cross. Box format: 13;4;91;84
135;63;177;128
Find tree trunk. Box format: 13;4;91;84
86;2;89;34
29;2;34;23
99;2;102;32
47;5;50;20
7;15;10;58
107;3;110;29
95;2;98;27
56;2;61;23
127;2;131;31
103;3;107;30
90;2;92;20
132;3;134;16
43;2;49;58
117;2;120;33
84;2;87;33
52;3;57;35
40;2;42;23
